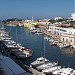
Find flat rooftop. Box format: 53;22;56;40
0;53;32;75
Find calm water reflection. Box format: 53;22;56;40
5;26;75;69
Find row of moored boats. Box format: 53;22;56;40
44;36;73;48
30;57;75;75
29;27;70;48
0;27;33;59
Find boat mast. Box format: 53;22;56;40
2;23;4;29
16;28;18;44
21;26;22;45
32;16;34;22
0;21;1;28
9;26;11;32
44;37;45;64
0;21;4;29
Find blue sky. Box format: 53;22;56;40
0;0;74;20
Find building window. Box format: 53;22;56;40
69;31;70;34
71;32;72;34
63;38;64;41
60;29;67;32
70;39;72;42
66;39;68;42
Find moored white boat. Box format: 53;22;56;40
44;36;51;41
30;57;48;68
72;45;75;48
36;31;42;35
59;44;71;48
42;66;61;74
53;67;75;75
30;29;37;33
36;61;58;71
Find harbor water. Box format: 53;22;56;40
5;25;75;69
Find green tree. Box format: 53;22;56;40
56;19;63;22
48;19;55;24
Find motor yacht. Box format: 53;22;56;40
30;57;48;68
36;61;58;71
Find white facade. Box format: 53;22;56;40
71;13;75;21
48;24;75;35
60;34;75;45
48;24;75;46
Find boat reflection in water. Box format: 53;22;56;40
60;47;75;55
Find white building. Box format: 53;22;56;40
48;24;75;46
71;13;75;21
55;17;63;20
60;33;75;46
48;24;75;35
